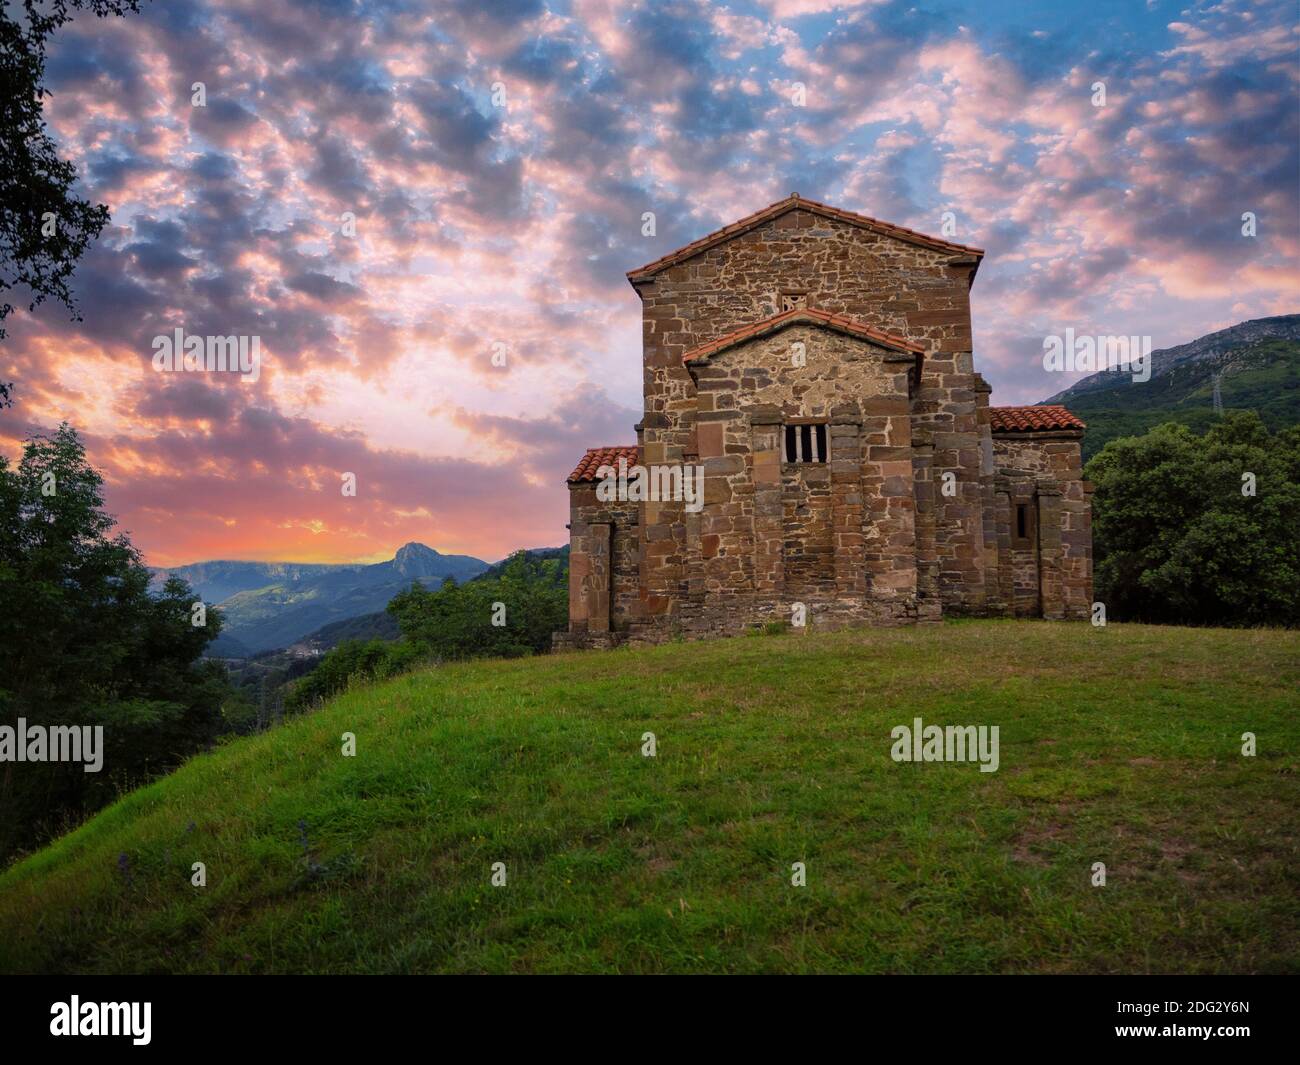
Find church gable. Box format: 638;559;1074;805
681;307;923;365
630;200;980;381
627;194;983;285
685;314;918;426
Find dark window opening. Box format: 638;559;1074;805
1016;503;1029;542
783;423;827;463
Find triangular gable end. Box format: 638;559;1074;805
681;307;923;366
627;194;984;286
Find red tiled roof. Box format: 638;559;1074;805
569;411;1081;483
567;445;639;483
989;405;1086;433
628;194;984;282
682;307;923;365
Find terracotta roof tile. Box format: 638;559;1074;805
682;307;923;365
567;445;639;483
571;411;1081;485
628;194;984;282
989;405;1086;433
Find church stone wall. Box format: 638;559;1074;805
555;485;639;651
556;199;1093;651
992;433;1093;620
653;323;920;639
633;208;981;636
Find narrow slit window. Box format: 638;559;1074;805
783;424;827;463
1016;503;1028;541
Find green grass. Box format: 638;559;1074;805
1;620;1297;974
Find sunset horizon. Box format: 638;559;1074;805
2;0;1296;566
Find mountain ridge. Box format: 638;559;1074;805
1035;315;1300;460
288;546;570;654
152;542;490;653
1042;314;1300;405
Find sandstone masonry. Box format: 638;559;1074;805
555;195;1093;649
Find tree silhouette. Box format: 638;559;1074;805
0;2;143;344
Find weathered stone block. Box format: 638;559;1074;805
559;199;1091;648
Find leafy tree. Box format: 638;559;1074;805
388;551;568;660
285;639;421;714
0;423;226;863
1;1;143;343
1087;412;1300;626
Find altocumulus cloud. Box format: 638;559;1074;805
0;0;1293;564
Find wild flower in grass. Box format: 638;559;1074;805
117;852;131;888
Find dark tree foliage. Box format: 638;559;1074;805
0;423;226;864
1087;412;1300;627
0;1;143;342
388;550;568;660
285;639;421;715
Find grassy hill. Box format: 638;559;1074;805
0;621;1295;974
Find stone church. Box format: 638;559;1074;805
556;195;1092;649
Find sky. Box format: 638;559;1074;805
0;0;1296;566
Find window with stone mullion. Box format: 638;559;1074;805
783;423;827;463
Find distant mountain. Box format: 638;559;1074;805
154;542;488;654
205;632;254;659
299;610;401;651
151;559;356;605
290;546;571;653
1040;315;1300;460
